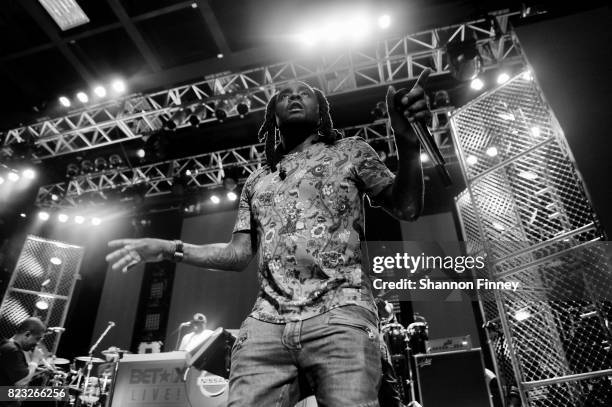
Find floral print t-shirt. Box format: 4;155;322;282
233;136;395;323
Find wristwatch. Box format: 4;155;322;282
172;240;184;262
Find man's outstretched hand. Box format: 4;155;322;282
106;238;172;272
385;68;432;147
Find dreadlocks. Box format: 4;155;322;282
257;87;341;172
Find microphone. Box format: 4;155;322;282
108;321;116;327
180;321;192;327
279;166;287;181
47;327;66;332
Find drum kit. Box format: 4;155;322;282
380;305;429;404
32;347;130;406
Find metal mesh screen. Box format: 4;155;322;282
0;235;83;354
452;73;612;406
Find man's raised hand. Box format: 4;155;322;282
106;238;172;272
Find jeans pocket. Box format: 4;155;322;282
328;317;377;341
232;320;250;355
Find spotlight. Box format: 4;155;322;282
23;169;36;179
214;104;228;122
8;172;19;182
51;194;59;201
187;104;207;126
210;195;220;204
0;176;3;185
185;169;192;177
514;309;531;321
58;213;68;223
470;78;484;91
20;213;26;218
521;70;533;81
297;29;318;47
485;146;498;157
59;96;71;107
91;217;101;226
76;92;89;103
74;215;84;224
111;79;126;93
136;149;146;159
227;191;238;201
237;101;250;118
94;85;107;98
497;72;510;84
164;108;187;130
81;160;94;174
378;14;391;29
217;53;224;59
50;257;62;265
38;211;50;221
109;154;124;168
35;299;49;310
466;155;478;165
447;39;482;82
420;153;430;163
66;163;80;178
94;157;108;172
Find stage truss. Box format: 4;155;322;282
35;107;455;209
2;12;521;160
452;72;612;406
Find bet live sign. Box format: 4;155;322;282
110;351;227;407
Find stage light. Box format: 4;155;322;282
297;30;318;47
136;149;146;159
514;309;531;321
91;217;101;226
378;15;391;29
38;211;50;221
39;0;90;31
447;39;482;82
191;2;197;8
485;146;498;157
8;172;19;182
518;170;538;181
185;169;192;177
420;153;430;163
470;78;484;91
76;92;89;103
237;101;250;118
81;160;94;174
51;194;59;201
227;191;238;201
217;53;224;59
466;155;478;165
521;70;533;81
215;105;228;123
210;195;220;204
74;215;84;224
0;176;4;185
94;157;108;171
111;79;126;93
94;85;107;98
66;163;80;178
109;154;124;168
35;299;49;310
497;72;510;84
50;257;62;265
23;169;36;179
187;104;207;126
58;213;68;223
59;96;71;107
164;108;187;130
20;213;26;218
531;126;541;137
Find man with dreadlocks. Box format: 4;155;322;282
107;70;431;406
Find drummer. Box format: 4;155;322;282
0;317;46;406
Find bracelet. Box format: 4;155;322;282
172;240;184;262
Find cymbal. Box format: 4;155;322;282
75;356;104;363
52;357;70;365
101;348;130;355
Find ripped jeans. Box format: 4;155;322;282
228;305;382;407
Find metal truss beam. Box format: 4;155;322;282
35;107;455;208
4;13;521;160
